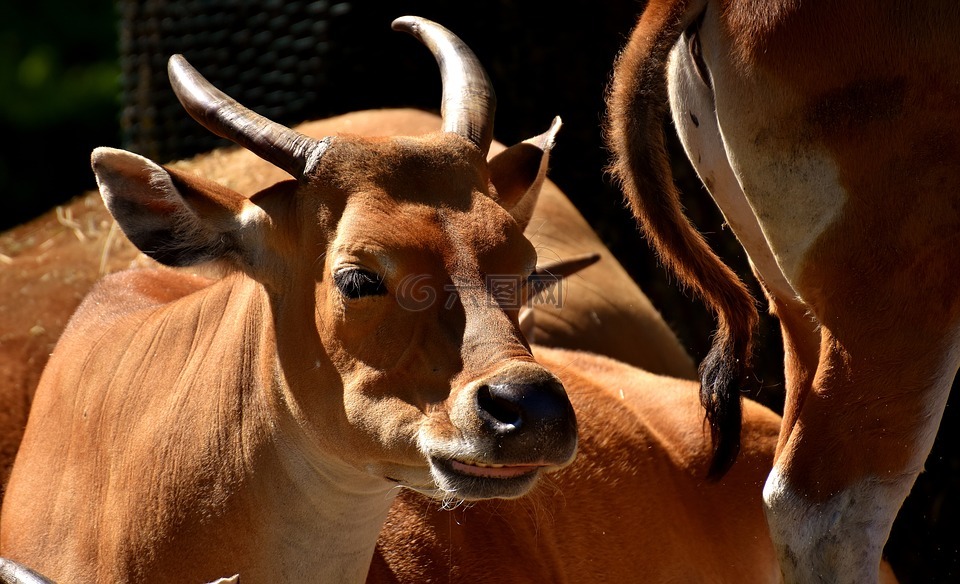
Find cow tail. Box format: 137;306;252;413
605;0;759;479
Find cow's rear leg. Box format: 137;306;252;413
763;326;957;583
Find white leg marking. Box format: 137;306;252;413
763;467;914;584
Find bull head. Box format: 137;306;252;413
89;16;576;502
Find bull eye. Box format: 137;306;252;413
334;268;387;299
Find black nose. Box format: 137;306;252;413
476;378;577;461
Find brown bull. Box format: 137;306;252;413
0;14;789;584
1;17;580;582
0;114;695;509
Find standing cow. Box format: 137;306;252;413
607;1;960;582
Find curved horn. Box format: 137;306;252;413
392;16;496;156
167;54;329;180
0;558;54;584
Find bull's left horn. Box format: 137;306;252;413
167;54;329;180
392;16;496;157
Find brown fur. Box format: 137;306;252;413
0;195;144;499
371;346;781;583
605;0;757;478
607;0;957;580
0;110;693;504
0;103;710;581
521;179;695;380
1;101;580;580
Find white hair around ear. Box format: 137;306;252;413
91;146;260;268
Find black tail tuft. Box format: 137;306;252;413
700;334;751;480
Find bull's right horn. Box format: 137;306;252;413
167;54;329;180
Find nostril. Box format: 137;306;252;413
476;379;576;436
473;378;577;462
477;384;523;429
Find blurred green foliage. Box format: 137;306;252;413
0;0;121;231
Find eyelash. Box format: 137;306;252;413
334;268;387;299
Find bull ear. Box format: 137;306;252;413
91;147;265;268
488;116;561;230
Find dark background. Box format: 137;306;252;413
1;1;957;581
